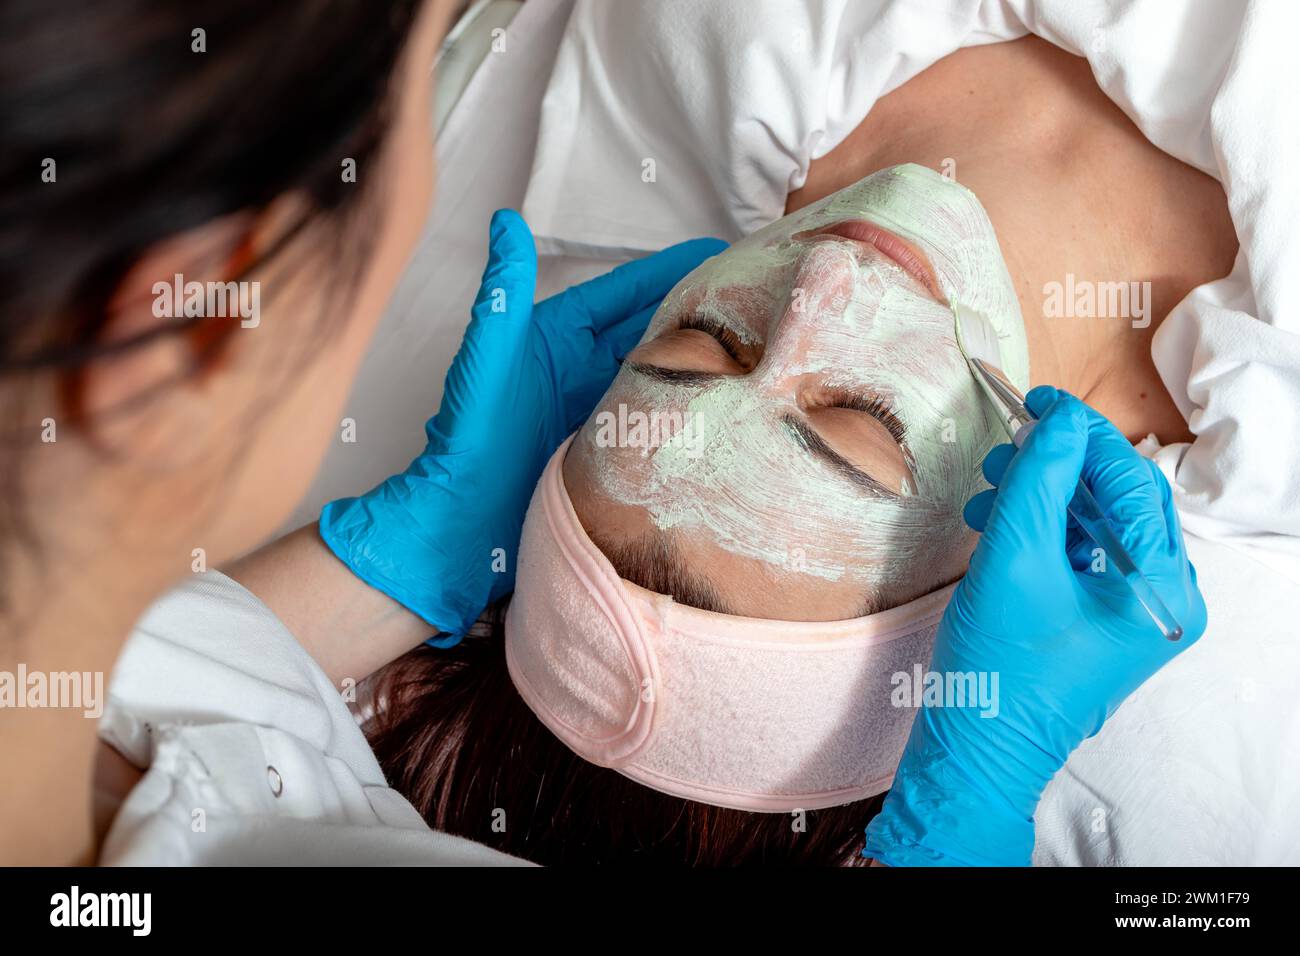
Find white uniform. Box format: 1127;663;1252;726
100;571;528;866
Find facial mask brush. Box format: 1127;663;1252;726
952;302;1184;641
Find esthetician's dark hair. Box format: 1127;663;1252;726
0;0;423;589
367;595;884;867
0;0;424;378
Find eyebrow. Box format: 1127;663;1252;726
592;529;735;615
783;416;903;500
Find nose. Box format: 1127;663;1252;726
783;239;858;327
756;240;863;389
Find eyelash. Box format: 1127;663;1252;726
665;320;906;445
821;389;907;444
678;315;746;363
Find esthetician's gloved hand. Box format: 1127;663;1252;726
864;387;1207;866
320;210;726;643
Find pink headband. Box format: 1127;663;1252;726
505;437;954;813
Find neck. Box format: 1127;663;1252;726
1;552;157;864
789;36;1237;444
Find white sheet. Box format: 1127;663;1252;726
1032;530;1300;865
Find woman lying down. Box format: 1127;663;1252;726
363;152;1232;864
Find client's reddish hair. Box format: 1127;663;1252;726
366;601;883;866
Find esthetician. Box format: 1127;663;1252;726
0;0;1204;866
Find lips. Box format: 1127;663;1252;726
799;220;945;302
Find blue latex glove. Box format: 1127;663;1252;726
864;386;1207;866
320;209;726;643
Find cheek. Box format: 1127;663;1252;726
580;377;699;488
370;141;434;305
205;339;356;558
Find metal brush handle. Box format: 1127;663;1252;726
973;360;1184;642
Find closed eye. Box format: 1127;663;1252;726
624;312;758;378
800;386;914;494
818;389;907;445
677;315;746;363
785;418;903;499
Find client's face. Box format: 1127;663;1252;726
563;164;1029;620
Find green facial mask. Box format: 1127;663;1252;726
578;164;1030;605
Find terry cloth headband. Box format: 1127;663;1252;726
505;436;954;812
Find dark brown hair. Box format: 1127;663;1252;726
0;0;425;606
367;601;884;866
0;0;424;378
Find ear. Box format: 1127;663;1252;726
76;210;262;461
